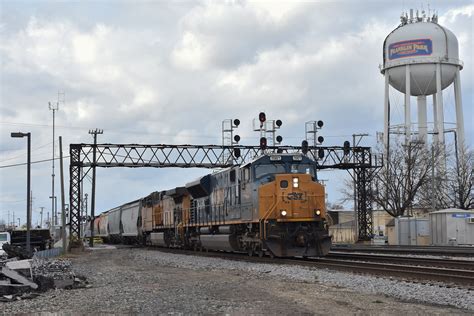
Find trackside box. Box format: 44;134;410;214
430;209;474;246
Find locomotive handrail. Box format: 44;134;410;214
259;200;278;240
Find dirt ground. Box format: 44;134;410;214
2;247;471;315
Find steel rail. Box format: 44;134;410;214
330;245;474;257
327;252;474;270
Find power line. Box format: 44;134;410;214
0;141;55;162
0;156;70;169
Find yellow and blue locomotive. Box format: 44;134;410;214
93;153;331;257
142;153;331;257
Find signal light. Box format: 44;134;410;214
276;135;283;143
318;136;324;144
233;135;240;143
317;120;324;128
343;140;351;155
233;148;241;158
259;112;266;123
276;119;282;127
301;140;309;154
318;148;325;159
233;119;240;127
260;137;267;150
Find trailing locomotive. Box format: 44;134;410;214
86;153;331;257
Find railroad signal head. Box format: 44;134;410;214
233;135;241;143
317;120;324;128
301;140;309;154
318;148;325;159
343;140;351;155
233;119;240;127
260;137;267;150
259;112;266;123
317;136;324;144
276;119;282;127
276;135;283;143
233;148;241;158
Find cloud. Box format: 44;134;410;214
0;1;472;223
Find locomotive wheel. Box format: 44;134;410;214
257;250;264;258
247;249;253;257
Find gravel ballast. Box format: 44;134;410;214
2;246;472;314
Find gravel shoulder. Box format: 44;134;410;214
2;247;472;315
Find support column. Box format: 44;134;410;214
383;73;390;158
432;94;438;143
405;65;411;145
417;96;427;144
435;63;445;146
454;68;465;152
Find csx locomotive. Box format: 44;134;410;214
86;153;331;257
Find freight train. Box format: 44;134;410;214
84;153;331;257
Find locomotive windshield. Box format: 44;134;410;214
254;163;315;180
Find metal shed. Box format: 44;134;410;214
430;209;474;246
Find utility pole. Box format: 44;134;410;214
352;133;369;242
39;207;44;228
88;128;103;247
49;100;58;226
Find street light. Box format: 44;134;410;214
11;132;31;252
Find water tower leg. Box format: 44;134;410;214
383;74;390;158
435;63;445;146
432;94;438;143
405;65;411;145
454;68;465;152
417;96;427;144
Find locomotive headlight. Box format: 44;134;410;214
315;209;321;216
281;210;287;216
292;177;299;188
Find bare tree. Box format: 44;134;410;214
417;145;474;210
371;141;442;217
448;146;474;209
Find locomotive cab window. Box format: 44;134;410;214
242;166;250;183
254;164;286;180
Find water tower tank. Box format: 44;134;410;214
382;20;462;96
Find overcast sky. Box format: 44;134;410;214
0;0;472;227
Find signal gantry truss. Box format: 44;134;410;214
69;143;380;245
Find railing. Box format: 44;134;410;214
33;247;63;259
259;200;278;240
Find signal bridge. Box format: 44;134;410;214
69;143;381;246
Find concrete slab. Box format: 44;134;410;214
5;259;32;270
1;267;38;289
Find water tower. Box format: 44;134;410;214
381;9;464;155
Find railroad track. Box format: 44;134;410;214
327;252;474;270
140;246;474;287
331;245;474;257
299;257;474;287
